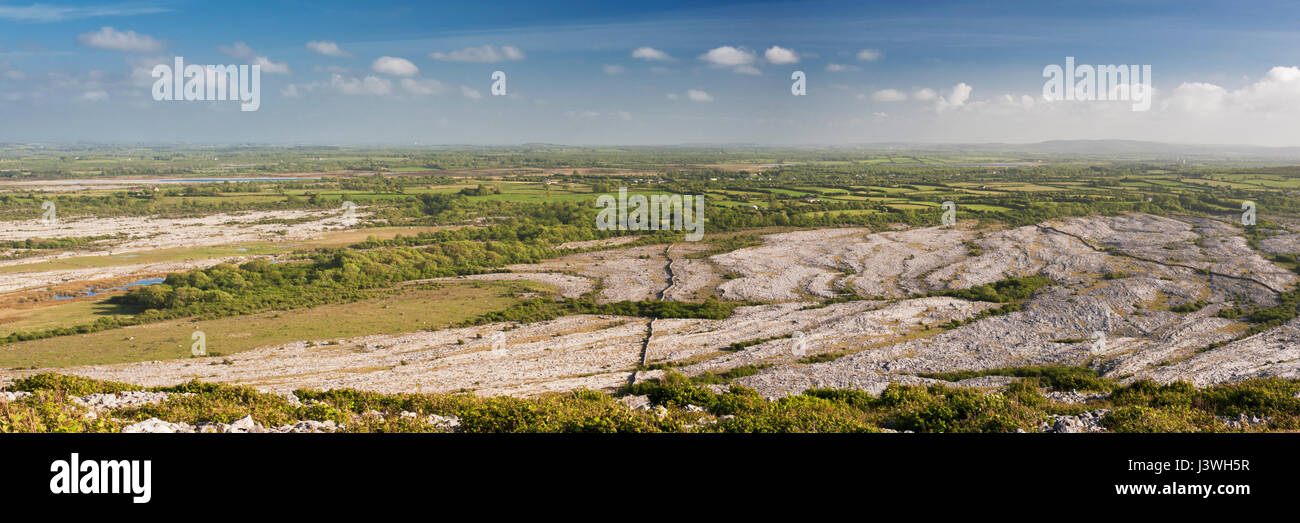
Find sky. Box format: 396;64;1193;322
2;0;1300;145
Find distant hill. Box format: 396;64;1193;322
833;140;1300;160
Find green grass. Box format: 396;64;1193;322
918;365;1115;392
0;226;453;276
0;299;135;338
6;370;1300;433
0;281;543;369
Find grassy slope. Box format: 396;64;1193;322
0;280;545;369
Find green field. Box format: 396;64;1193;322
0;280;545;369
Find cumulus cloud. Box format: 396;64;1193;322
253;56;291;74
306;40;351;57
700;46;755;67
372;56;419;77
1139;66;1300;120
401;78;445;96
430;45;524;63
632;46;672;61
218;42;256;59
331;74;391;96
856;49;882;61
218;42;289;74
686;89;713;102
912;88;938;101
602;64;624;75
76;26;163;52
936;82;973;111
1161;82;1225;115
872;89;907;102
764;46;799;65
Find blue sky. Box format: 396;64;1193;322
2;0;1300;145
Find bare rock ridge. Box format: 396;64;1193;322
3;213;1297;400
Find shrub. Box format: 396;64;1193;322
7;373;140;396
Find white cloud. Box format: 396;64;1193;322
80;90;108;101
666;93;679;100
372;56;419;77
218;42;290;74
1161;82;1225;115
331;74;391;96
826;63;859;72
1156;66;1300;116
687;89;713;102
218;42;256;59
602;64;624;75
732;65;761;75
0;5;169;22
764;46;799;65
699;46;755;67
126;56;167;87
430;45;525;63
281;84;300;97
460;85;482;99
253;56;291;74
76;26;163;53
1224;66;1300;112
912;88;938;101
632;46;672;61
872;89;907;102
306;40;351;57
400;78;445;96
936;83;972;111
856;49;882;61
